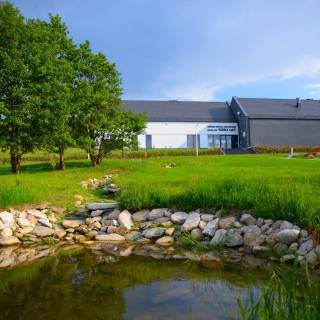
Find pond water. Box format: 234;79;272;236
0;243;274;320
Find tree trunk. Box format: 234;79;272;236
59;147;65;170
10;148;21;174
89;152;97;166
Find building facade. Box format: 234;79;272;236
123;97;320;149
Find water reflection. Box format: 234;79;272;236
0;244;269;320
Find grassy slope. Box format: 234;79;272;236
0;154;319;229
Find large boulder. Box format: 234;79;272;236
86;203;118;211
142;227;165;239
225;230;243;247
210;229;227;246
95;233;125;241
171;212;188;224
240;213;256;226
181;212;200;231
32;226;54;237
118;210;134;230
201;214;214;222
275;229;299;245
203;218;219;237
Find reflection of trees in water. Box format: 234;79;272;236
0;246;272;320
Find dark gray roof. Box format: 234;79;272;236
236;97;320;119
122;100;235;122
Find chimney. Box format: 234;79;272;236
296;97;301;108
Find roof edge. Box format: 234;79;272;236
232;96;249;117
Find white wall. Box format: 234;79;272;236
138;122;238;149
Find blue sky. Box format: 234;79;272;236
12;0;320;101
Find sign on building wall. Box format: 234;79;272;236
207;124;238;135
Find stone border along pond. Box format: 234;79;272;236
0;203;319;269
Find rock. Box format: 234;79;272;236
17;217;33;228
156;236;174;245
280;221;293;230
225;230;243;247
298;239;313;255
32;226;54;237
107;209;121;220
203;218;219;237
1;227;13;238
280;254;295;263
118;210;134;230
300;229;308;238
38;218;52;228
170;212;188;224
275;229;299;245
253;246;270;254
200;214;214;222
54;229;66;239
91;210;104;217
86;203;118;211
219;216;235;229
62;219;84;229
244;232;261;246
240;213;256;226
119;246;134;257
199;221;207;230
210;229;227;246
0;212;14;226
18;227;33;235
95;233;125;241
274;243;288;255
181;212;200;231
26;209;47;220
74;234;86;242
27;215;38;225
86;230;98;239
65;228;75;233
0;236;21;246
153;217;170;224
190;228;203;240
147;208;167;221
125;231;143;241
142;227;165;239
288;242;299;253
256;218;264;227
234;221;242;228
132;210;149;222
306;250;318;266
242;225;261;236
165;227;175;236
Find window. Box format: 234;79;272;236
145;135;152;149
187;135;200;149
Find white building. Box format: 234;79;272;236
123;100;239;149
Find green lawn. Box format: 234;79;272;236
0;154;319;230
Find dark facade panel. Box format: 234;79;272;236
229;98;250;147
249;119;320;146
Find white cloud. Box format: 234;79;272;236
165;82;220;101
279;57;320;80
306;83;320;99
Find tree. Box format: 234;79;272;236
26;15;77;170
0;2;37;173
73;42;143;166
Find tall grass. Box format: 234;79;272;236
238;268;320;319
118;178;320;231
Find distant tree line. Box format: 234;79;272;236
0;2;146;173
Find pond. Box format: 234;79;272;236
0;243;280;320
